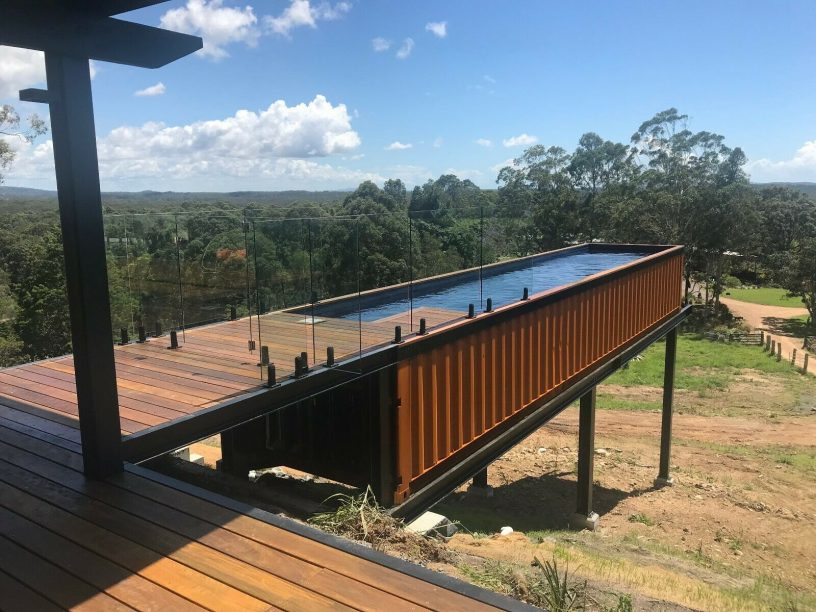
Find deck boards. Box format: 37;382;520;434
0;306;462;438
0;402;517;611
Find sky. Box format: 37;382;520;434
1;0;816;192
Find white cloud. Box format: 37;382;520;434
0;48;45;99
502;133;538;148
433;137;443;148
491;158;516;173
747;141;816;183
396;38;414;59
444;167;482;181
386;141;412;151
425;21;447;38
371;37;391;52
160;0;259;59
475;138;493;148
6;95;369;190
483;74;496;84
134;82;166;97
265;0;351;37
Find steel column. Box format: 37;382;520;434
656;327;677;486
472;467;488;489
45;53;122;477
574;387;598;529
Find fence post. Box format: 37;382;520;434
804;353;810;374
770;340;776;356
765;335;772;352
792;349;797;366
760;330;764;346
777;343;782;362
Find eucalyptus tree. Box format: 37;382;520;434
0;104;47;184
628;108;751;301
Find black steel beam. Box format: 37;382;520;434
390;305;691;522
4;0;170;17
45;53;122;478
657;327;678;485
122;347;400;462
1;13;202;68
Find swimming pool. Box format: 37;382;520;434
306;246;647;322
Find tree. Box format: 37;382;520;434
0;104;47;184
496;145;579;251
774;238;816;331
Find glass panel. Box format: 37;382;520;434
112;212;184;341
352;210;412;348
104;213;138;341
176;211;248;329
251;217;311;382
482;204;535;308
408;206;481;330
308;215;362;374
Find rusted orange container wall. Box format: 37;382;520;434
394;252;683;502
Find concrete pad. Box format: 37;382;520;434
406;511;458;537
654;476;675;488
572;512;599;531
467;483;494;498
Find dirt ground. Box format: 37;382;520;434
431;389;816;611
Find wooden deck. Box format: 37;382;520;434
0;307;461;437
0;401;528;611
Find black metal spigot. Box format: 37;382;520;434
120;327;129;345
169;330;179;349
485;298;493;312
267;363;277;387
327;346;335;366
137;325;146;343
467;303;475;318
419;318;427;335
522;287;529;300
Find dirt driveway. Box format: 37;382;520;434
721;297;813;374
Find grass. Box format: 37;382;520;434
532;535;816;611
627;513;655;526
459;555;588;611
675;439;816;475
723;287;805;308
607;333;811;392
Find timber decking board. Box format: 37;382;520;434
0;307;462;440
0;403;514;612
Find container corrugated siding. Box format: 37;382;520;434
395;251;683;502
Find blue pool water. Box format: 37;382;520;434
342;250;645;322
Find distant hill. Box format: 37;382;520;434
0;186;353;212
751;182;816;197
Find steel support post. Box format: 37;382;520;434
656;327;677;487
45;53;122;477
573;387;598;530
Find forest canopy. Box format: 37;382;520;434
0;108;814;366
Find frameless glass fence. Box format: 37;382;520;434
103;203;559;400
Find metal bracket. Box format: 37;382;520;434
19;88;50;104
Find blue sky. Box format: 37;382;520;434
2;0;815;191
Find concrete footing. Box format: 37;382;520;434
571;512;599;531
466;484;494;498
406;511;458;537
654;476;675;488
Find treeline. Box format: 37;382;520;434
0;108;814;367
